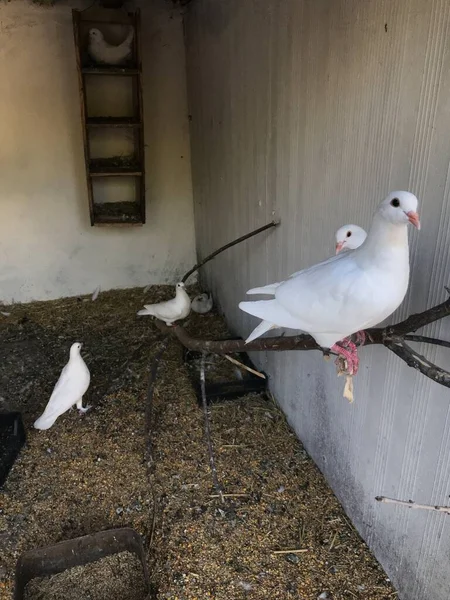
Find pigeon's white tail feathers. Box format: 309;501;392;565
246;282;281;296
137;307;155;316
239;299;304;330
124;26;134;46
34;413;57;430
245;320;276;343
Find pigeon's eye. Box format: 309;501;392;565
346;231;352;238
391;198;400;207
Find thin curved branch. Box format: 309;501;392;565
182;220;279;283
403;335;450;349
383;293;450;337
385;340;450;387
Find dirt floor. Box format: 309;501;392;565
0;287;396;599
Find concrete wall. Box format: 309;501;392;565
0;0;195;303
185;1;450;598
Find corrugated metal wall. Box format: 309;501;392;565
184;1;450;598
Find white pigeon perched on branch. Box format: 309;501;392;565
137;282;191;325
239;191;420;375
335;224;367;254
88;27;134;66
34;343;91;431
245;223;368;297
191;292;213;314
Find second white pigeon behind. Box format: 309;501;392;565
335;224;367;254
88;27;134;66
138;282;191;325
34;343;91;431
245;223;368;297
191;293;213;314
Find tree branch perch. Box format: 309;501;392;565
153;291;450;389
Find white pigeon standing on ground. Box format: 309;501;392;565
88;27;134;66
137;282;191;325
34;343;91;431
335;224;367;254
191;292;213;314
239;191;420;376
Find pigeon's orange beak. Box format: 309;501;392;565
406;211;421;230
335;241;344;254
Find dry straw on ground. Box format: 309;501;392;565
0;287;395;599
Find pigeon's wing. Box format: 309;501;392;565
246;282;283;295
289;252;345;279
275;252;402;336
145;297;180;321
49;363;72;397
239;299;307;330
246;254;345;295
38;364;83;420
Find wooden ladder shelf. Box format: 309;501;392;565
72;8;145;226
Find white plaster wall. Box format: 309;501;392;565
0;0;195;303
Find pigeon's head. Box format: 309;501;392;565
378;191;420;229
70;342;83;357
175;282;185;290
335;224;367;254
89;28;104;43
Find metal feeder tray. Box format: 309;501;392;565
183;345;268;405
0;411;26;488
14;527;151;600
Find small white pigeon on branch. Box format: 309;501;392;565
239;191;420;377
88;27;134;66
191;292;213;314
34;343;91;431
137;282;191;325
335;224;367;254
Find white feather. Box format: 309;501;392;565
243;320;278;343
91;286;100;301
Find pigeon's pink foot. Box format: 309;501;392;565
355;330;366;345
354;329;374;345
331;339;359;375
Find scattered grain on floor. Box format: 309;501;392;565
0;287;395;600
23;551;147;600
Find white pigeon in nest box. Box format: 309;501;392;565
191;293;213;314
34;343;91;430
88;27;134;66
137;282;191;325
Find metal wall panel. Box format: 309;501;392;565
185;1;450;597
